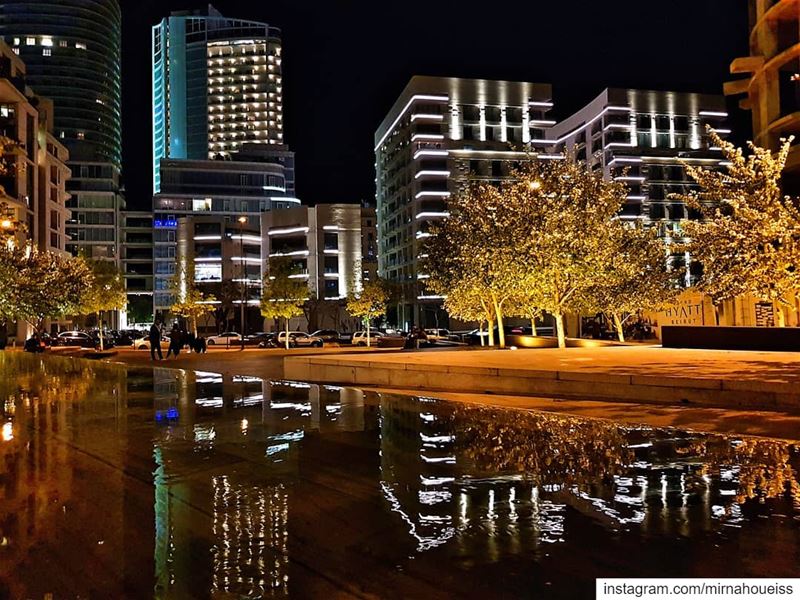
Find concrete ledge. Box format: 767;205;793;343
283;354;800;411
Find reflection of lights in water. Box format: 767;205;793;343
1;421;12;442
381;482;455;551
212;476;288;596
233;394;263;407
509;486;517;522
418;490;452;505
232;375;263;384
460;492;468;523
325;404;341;414
420;455;455;464
266;443;289;457
241;418;248;433
323;385;343;391
195;371;223;383
196;396;223;408
488;489;496;518
269;402;311;413
268;430;304;443
419;413;436;422
422;476;454;485
194;424;216;442
271;380;311;389
420;433;454;443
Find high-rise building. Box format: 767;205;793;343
546;88;730;285
120;210;154;327
152;4;285;194
153;158;297;314
725;0;800;190
374;76;554;329
0;0;125;264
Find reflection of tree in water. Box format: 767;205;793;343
451;404;800;510
452;406;634;487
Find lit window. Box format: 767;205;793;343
43;48;51;56
75;42;86;50
77;132;85;140
26;37;35;45
13;38;19;46
41;37;53;47
59;40;68;48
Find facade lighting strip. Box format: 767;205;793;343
375;94;450;150
268;226;309;236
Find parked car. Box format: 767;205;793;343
24;336;46;353
424;328;454;342
277;331;324;348
351;331;383;346
311;329;340;343
243;332;274;347
133;336;171;351
52;331;98;349
254;333;279;348
206;332;243;346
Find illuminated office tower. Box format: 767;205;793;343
152;4;287;194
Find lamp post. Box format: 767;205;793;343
238;216;247;350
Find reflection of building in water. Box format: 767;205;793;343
378;395;800;558
152;373;371;598
211;476;288;597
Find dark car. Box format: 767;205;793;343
24;336;46;353
244;332;275;347
52;331;98;349
311;329;340;343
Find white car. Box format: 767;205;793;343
352;331;383;346
277;331;324;348
134;336;171;351
424;328;453;342
206;332;243;346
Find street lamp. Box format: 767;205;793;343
238;216;247;350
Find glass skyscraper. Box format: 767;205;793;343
152;5;285;194
0;0;122;165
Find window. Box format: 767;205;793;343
43;48;51;56
26;37;35;46
59;40;68;48
75;42;87;50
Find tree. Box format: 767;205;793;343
674;128;800;325
78;259;127;350
170;260;215;335
585;225;680;342
346;277;390;347
423;181;523;348
0;245;91;333
443;285;496;347
260;257;307;349
205;280;242;333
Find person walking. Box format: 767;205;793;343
149;320;163;361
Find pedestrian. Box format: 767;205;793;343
196;336;207;354
187;330;196;354
166;324;182;359
149;320;163;361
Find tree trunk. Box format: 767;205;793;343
530;318;537;337
367;318;371;348
555;313;566;349
775;304;786;328
479;321;485;346
494;302;506;349
285;317;290;349
97;311;104;351
612;311;625;343
487;317;495;347
713;303;721;326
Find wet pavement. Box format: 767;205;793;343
1;353;799;599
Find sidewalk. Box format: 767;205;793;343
283;346;800;411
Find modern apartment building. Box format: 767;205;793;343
361;206;378;283
0;40;70;254
261;204;367;304
153;157;297;314
725;0;800;190
175;215;262;334
546;88;730;283
0;0;125;262
152;4;287;194
374;76;555;329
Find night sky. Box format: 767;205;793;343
121;0;750;210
